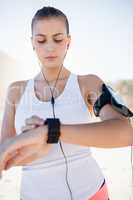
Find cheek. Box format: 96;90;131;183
34;45;47;58
57;42;68;54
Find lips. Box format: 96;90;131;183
45;56;57;59
45;56;58;61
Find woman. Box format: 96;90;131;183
0;6;132;200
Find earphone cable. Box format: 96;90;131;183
41;65;74;200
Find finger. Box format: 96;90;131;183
4;143;51;169
0;133;36;169
4;145;37;170
0;141;17;171
0;149;18;171
0;150;18;171
25;116;44;126
21;125;36;133
3;151;19;170
0;126;44;170
5;153;39;169
5;147;33;169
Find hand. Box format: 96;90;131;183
2;115;51;169
0;125;52;171
21;115;45;132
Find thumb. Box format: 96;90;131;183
25;116;44;126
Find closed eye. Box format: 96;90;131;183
37;40;63;44
55;40;63;43
38;40;46;43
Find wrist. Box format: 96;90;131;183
32;125;48;145
42;125;48;144
44;118;61;143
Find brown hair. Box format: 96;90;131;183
31;6;69;35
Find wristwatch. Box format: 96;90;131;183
44;118;61;143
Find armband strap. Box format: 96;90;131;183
93;83;133;118
44;118;61;143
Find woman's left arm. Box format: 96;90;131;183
60;74;133;148
60;117;132;148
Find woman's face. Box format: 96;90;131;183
31;17;71;69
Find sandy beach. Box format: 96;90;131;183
0;146;133;200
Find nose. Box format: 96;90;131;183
44;42;55;52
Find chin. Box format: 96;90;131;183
42;61;62;68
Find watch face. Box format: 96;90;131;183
107;85;126;106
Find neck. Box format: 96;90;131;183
41;65;69;82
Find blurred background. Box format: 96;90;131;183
0;0;133;199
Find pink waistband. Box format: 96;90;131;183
88;181;109;200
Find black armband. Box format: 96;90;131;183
93;83;133;118
44;118;61;143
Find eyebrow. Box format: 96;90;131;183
35;33;64;37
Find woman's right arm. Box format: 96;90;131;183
0;81;27;143
0;82;52;171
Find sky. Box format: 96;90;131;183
0;0;133;81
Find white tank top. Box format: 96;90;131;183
15;72;105;200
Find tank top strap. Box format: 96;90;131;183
24;78;35;98
62;72;75;91
64;72;77;91
65;73;84;100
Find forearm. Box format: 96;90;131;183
60;119;133;148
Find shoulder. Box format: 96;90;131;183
7;80;29;106
8;80;28;89
77;74;104;103
78;74;104;90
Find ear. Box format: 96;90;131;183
31;36;35;50
67;35;71;49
